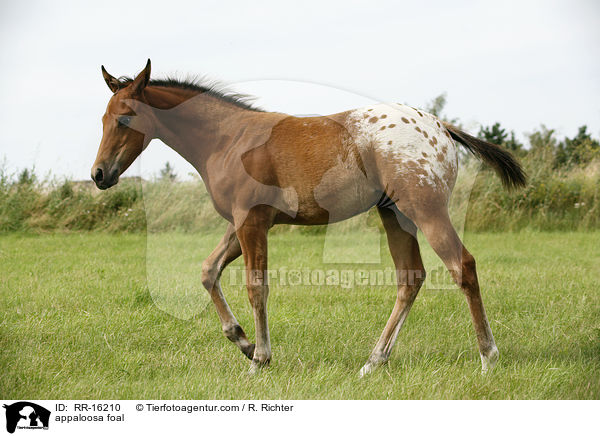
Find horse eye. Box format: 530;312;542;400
118;115;131;127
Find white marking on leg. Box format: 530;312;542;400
479;315;499;373
359;362;376;378
481;345;499;373
359;296;416;377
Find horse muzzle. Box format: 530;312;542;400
91;165;119;190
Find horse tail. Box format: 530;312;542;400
443;122;527;190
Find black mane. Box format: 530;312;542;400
116;75;264;112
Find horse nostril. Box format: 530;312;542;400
94;168;104;183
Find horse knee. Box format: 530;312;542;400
413;268;426;288
402;267;426;288
247;283;268;308
458;251;478;291
201;259;219;290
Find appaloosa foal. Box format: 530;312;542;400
92;60;526;375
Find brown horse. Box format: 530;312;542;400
92;60;526;375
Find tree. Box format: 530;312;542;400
425;93;447;118
159;162;177;182
527;125;558;152
424;93;460;125
525;125;559;169
17;167;36;186
478;122;523;153
424;93;467;161
555;125;600;167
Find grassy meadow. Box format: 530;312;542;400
1;150;599;399
1;230;598;399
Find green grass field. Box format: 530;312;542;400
1;230;599;399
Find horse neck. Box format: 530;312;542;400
144;86;258;175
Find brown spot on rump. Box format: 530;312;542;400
388;140;393;145
401;117;410;124
411;118;416;123
436;121;441;128
418;158;428;165
436;153;445;162
429;139;435;146
415;126;422;132
441;145;448;153
413;167;429;177
367;108;373;111
416;110;423;117
388;123;396;128
369;116;379;123
432;136;438;145
399;159;451;192
423;130;428;138
380;125;386;130
363;113;369;118
381;114;387;119
422;152;428;157
444;130;451;138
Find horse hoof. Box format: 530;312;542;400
248;362;259;375
480;346;499;374
359;362;378;378
359;355;387;378
248;358;270;375
242;343;256;360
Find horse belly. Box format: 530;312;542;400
313;169;380;223
275;167;380;225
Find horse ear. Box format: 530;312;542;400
101;65;120;93
132;59;151;94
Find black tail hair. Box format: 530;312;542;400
443;122;527;190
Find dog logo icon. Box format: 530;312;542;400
3;402;50;433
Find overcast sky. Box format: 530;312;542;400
0;0;598;181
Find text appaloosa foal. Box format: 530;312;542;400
92;60;526;375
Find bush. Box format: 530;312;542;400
462;155;600;231
0;154;599;234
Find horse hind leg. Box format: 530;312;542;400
360;206;426;377
415;207;499;373
201;223;255;360
234;211;273;374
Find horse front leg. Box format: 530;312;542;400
201;223;255;359
235;212;272;373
